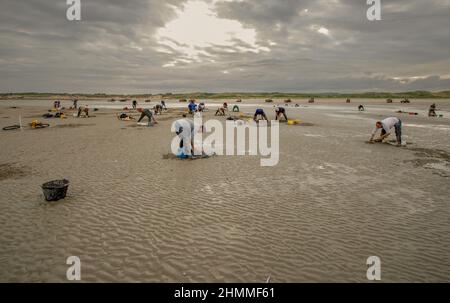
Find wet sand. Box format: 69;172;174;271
0;99;449;282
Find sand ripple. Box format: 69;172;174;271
1;104;449;282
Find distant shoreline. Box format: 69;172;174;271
1;90;450;100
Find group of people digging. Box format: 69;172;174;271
100;99;446;151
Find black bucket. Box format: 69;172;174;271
41;179;70;201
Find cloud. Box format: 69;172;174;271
155;0;269;67
0;0;449;93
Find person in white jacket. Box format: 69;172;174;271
174;115;198;157
369;117;403;146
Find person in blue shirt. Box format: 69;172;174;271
188;100;197;114
254;108;268;121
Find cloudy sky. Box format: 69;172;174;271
1;0;450;93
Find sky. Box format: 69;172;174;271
1;0;450;94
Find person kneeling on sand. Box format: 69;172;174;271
369;117;402;146
137;108;158;125
254;108;268;122
117;112;134;121
275;106;288;121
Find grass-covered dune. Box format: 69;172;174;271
1;90;450;100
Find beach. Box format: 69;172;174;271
0;99;449;282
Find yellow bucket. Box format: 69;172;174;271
287;119;300;125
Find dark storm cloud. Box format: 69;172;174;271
0;0;449;93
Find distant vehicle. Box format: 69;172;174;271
265;99;273;103
179;99;187;102
346;99;351;103
401;98;411;104
308;98;315;103
236;99;242;103
285;99;292;103
386;98;393;103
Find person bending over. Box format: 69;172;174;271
137;108;158;124
153;104;163;115
275;107;288;121
254;108;268;121
77;106;89;118
215;107;226;116
174;115;198;157
369;117;402;146
188;101;197;114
